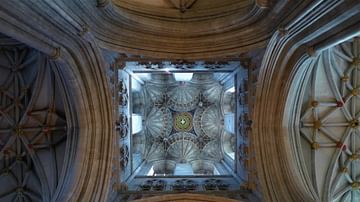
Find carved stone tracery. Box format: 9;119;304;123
120;145;129;169
117;112;128;139
172;179;197;191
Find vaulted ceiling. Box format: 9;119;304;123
0;35;76;202
140;73;227;165
295;37;360;202
90;0;309;58
113;0;254;20
0;0;359;202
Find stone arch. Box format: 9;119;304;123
0;6;114;201
253;1;360;201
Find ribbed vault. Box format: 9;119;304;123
0;37;76;201
0;0;358;201
254;2;360;201
296;38;360;201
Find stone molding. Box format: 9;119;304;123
87;0;311;59
0;0;359;201
253;0;360;201
0;1;114;201
132;193;243;202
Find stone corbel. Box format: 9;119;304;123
278;27;288;37
116;61;126;69
306;46;317;58
256;0;271;9
49;47;61;60
169;0;198;13
97;0;110;8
